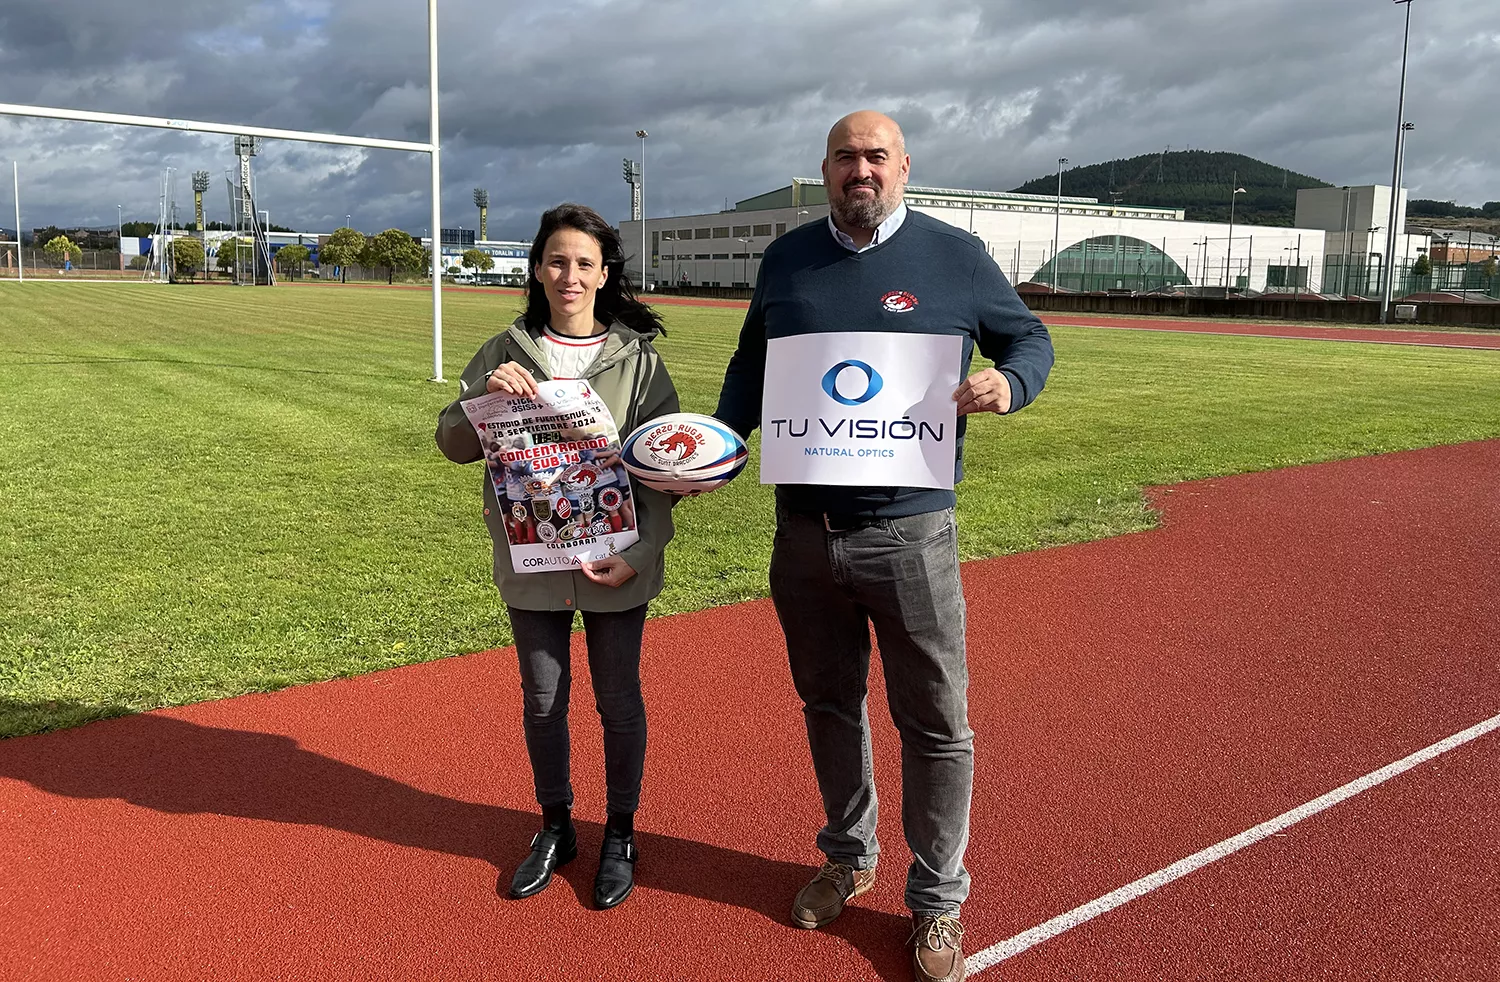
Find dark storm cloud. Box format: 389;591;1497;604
1;0;1493;239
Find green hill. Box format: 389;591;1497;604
1010;150;1330;227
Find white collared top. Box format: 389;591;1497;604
827;201;908;253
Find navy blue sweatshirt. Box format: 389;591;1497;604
714;210;1055;519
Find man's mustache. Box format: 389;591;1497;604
843;179;878;193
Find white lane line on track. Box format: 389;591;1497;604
971;711;1500;974
1050;322;1500;351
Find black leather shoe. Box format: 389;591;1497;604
508;825;578;899
593;828;637;909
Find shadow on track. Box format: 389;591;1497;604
0;708;912;978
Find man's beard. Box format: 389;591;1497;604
830;181;901;229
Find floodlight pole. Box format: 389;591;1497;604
1380;0;1414;324
636;129;648;289
1226;172;1245;293
429;0;445;382
1053;157;1067;292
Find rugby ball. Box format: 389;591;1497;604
621;412;748;496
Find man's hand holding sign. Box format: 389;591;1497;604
953;366;1012;416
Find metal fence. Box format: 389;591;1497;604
1019;242;1499;301
0;247;142;278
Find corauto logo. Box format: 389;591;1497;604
821;360;884;406
880;290;918;312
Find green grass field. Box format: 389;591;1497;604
3;282;1499;738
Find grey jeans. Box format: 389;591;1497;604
769;505;973;916
507;604;649;816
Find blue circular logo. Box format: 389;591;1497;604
821;360;884;406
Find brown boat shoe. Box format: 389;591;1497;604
910;913;966;982
790;860;877;929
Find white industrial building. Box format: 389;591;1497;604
623;178;1429;297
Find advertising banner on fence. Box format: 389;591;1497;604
759;331;963;489
462;381;638;573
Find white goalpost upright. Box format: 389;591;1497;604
0;0;447;381
2;162;21;282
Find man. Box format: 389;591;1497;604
713;111;1053;982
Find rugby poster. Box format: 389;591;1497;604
461;380;639;574
759;332;962;489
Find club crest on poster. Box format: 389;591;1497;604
461;380;638;573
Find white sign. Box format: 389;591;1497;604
759;332;963;489
461;381;639;573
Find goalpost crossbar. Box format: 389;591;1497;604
0;0;447;381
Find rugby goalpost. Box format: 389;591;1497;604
0;0;448;382
2;162;22;282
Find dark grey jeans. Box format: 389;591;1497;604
507;604;649;816
769;505;973;916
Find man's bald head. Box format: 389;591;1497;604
822;110;912;233
826;111;906;159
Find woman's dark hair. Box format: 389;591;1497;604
523;203;664;335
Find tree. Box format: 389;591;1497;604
1483;202;1500;217
460;248;495;277
1483;257;1498;279
360;228;425;284
320;227;366;283
278;243;311;279
43;235;81;268
128;255;150;270
121;221;157;237
1411;253;1432;277
215;237;244;275
171;237;205;280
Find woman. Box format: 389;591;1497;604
435;203;678;909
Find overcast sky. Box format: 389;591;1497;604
1;0;1493;239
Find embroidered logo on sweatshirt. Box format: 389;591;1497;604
880;290;918;312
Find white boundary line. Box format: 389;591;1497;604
971;711;1500;974
1052;321;1500;352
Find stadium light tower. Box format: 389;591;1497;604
473;187;488;241
116;202;123;272
1226;173;1247;292
623;155;642;285
636;129;649;289
1053;157;1068;293
192;170;211;234
1381;0;1415;323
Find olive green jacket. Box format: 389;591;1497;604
435;316;679;612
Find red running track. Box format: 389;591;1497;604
2;442;1496;981
1045;314;1500;350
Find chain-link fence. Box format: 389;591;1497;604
1009;235;1500;301
0;248;143;279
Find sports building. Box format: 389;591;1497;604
622;178;1429;297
